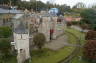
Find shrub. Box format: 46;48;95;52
0;26;12;38
33;33;46;50
0;38;11;59
71;21;79;25
80;24;89;30
85;31;96;40
67;22;72;27
83;40;96;61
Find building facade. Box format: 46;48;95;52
12;14;30;63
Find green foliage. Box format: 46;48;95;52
33;33;46;50
71;21;80;25
0;38;11;49
80;9;96;30
67;22;72;27
84;40;96;62
85;31;96;40
0;0;20;5
0;38;11;60
17;1;46;11
0;38;16;63
73;2;86;8
59;4;71;12
0;26;12;38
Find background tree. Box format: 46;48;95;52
67;22;72;27
84;40;96;62
80;9;96;30
85;31;96;40
59;4;71;13
0;26;12;38
0;38;11;61
33;33;46;50
0;0;20;5
72;2;86;13
73;2;86;8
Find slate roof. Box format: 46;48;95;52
0;8;23;14
13;14;24;19
14;21;28;34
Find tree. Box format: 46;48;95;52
85;31;96;40
84;40;96;62
0;38;11;60
0;0;10;4
0;26;12;38
80;24;89;30
80;9;96;30
73;2;86;8
59;4;71;12
67;22;72;27
33;33;46;50
17;1;46;11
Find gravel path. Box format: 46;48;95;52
44;34;68;50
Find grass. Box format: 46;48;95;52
31;28;79;63
31;46;75;63
65;28;85;45
71;49;89;63
66;28;90;63
0;56;17;63
7;57;17;63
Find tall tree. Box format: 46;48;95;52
80;9;96;30
59;4;71;12
84;40;96;62
0;26;12;38
0;38;11;61
73;2;86;8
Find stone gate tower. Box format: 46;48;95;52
13;14;30;63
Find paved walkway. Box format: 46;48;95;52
71;25;89;32
44;34;68;50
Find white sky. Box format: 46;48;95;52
26;0;96;7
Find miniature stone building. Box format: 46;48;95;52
12;14;30;63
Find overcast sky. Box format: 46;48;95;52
26;0;96;7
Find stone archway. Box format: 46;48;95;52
17;49;26;63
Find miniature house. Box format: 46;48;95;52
12;14;30;62
37;14;66;41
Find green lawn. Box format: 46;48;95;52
71;49;89;63
66;28;85;45
32;46;75;63
66;28;89;63
0;56;17;63
31;28;79;63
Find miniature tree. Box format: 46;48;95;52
0;26;12;38
33;33;46;50
84;40;96;61
85;31;96;40
0;38;11;59
80;9;96;30
67;22;72;27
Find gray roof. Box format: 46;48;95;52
13;14;24;19
0;8;23;14
14;21;28;34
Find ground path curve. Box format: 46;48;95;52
44;34;68;50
